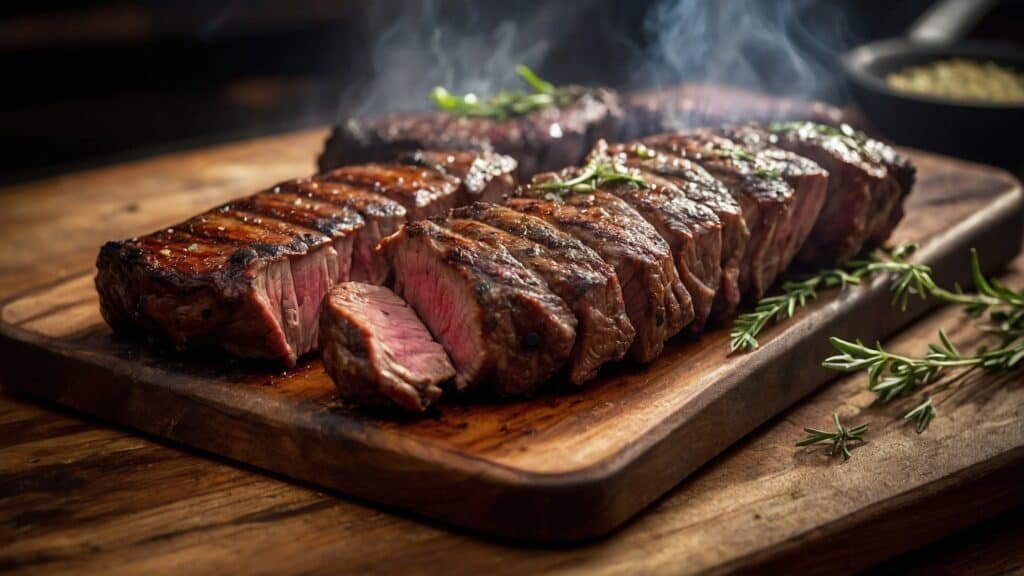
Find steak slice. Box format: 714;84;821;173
320;282;453;412
720;122;909;265
587;142;723;330
508;188;691;363
317;163;460;220
402;150;518;204
378;220;576;396
96;200;364;365
271;179;407;285
604;141;749;318
318;87;623;179
643;131;827;300
441;202;635;384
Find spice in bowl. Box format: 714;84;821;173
886;58;1024;104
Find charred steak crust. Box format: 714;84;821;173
271;179;407;285
401;149;518;204
642;131;825;301
442;202;635;385
588;141;723;331
96;192;366;366
319;282;453;412
605;141;750;318
317;163;461;221
378;219;577;396
318;87;622;180
508;187;692;363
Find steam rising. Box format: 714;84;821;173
338;0;856;120
340;0;601;117
632;0;854;128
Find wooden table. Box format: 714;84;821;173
1;130;1022;575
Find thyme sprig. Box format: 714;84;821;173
730;242;926;352
796;413;868;460
537;154;648;198
430;65;570;120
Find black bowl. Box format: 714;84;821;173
843;39;1024;167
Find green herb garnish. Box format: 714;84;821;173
796;413;868;460
430;65;571;120
538;154;648;197
634;143;657;159
730;242;926;352
821;248;1024;434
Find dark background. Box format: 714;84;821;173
2;0;1022;182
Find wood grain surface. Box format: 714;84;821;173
1;129;1023;572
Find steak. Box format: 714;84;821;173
320;282;453;411
442;202;635;384
603;141;749;318
401;149;518;204
508;186;691;363
378;219;577;396
318;87;622;180
587;141;723;330
276;179;407;285
642;130;827;300
620;84;848;141
317;163;461;221
718;122;910;265
96;189;366;365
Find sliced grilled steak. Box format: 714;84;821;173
603;141;749;318
402;150;517;204
270;179;406;285
96;197;365;366
320;282;453;412
508;187;691;363
642;131;827;300
441;202;635;384
318;87;622;179
718;122;908;265
587;142;723;330
378;220;576;396
317;163;460;220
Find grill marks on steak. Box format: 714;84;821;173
271;179;407;285
318;163;461;220
320;283;453;411
508;188;691;363
442;203;635;385
378;220;577;396
605;142;749;318
402;150;518;204
642;131;824;300
96;200;361;365
587;142;723;330
317;87;622;179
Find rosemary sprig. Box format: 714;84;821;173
822;249;1024;432
537;154;648;198
430;65;570;120
796;413;868;460
904;397;935;434
730;242;927;352
730;268;861;351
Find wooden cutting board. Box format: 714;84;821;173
0;146;1021;544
